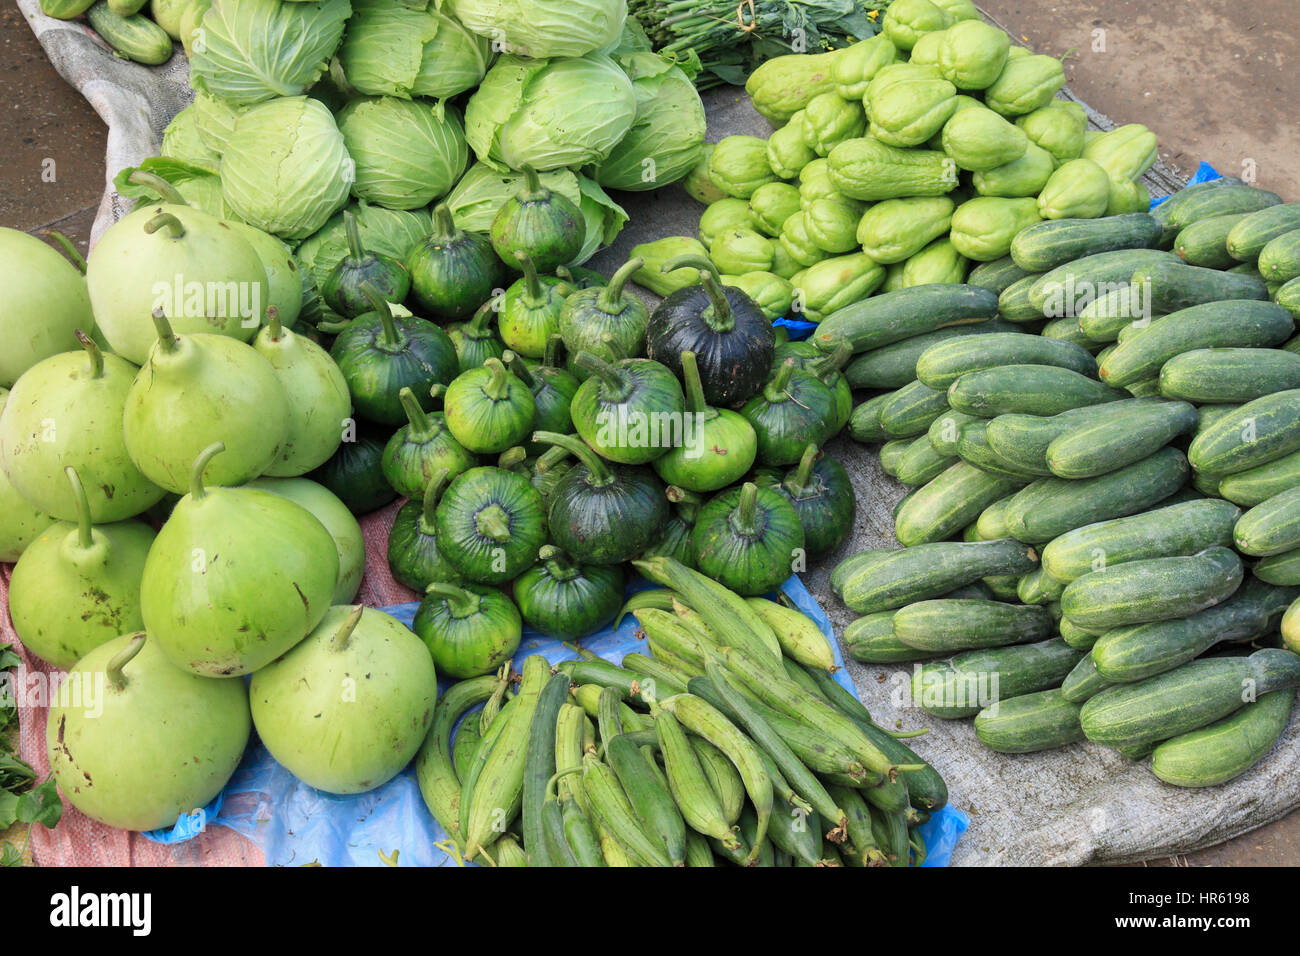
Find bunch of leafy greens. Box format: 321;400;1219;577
0;645;62;867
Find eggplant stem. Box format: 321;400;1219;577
74;329;104;379
106;634;146;691
397;386;437;441
343;209;367;263
425;581;481;618
475;504;512;543
728;482;761;538
432;203;457;238
330;605;366;653
596;257;643;314
531;430;613;487
421;468;451;527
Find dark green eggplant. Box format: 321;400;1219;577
691;482;805;596
489;164;584;273
413;581;522;679
646;255;775;408
513;545;624;641
740;358;836;466
498;444;573;502
754;443;855;558
569;352;686;465
531;431;669;565
406;203;505;322
499;252;572;359
446;301;505;373
380;385;477;499
558;258;649;375
386;468;463;592
434;465;546;584
640;486;701;567
504;347;577;453
653;350;758;493
329;283;460;425
309;425;397;515
322;209;410;318
775;339;853;434
442;356;536;454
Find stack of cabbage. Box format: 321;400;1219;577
646;0;1157;323
127;0;706;326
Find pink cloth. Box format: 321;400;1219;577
3;500;420;867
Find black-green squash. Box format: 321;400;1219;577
754;443;855;557
740;359;836;466
407;203;506;322
322;209;410;318
691;482;805;596
513;545;625;641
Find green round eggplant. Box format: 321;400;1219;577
407;203;505;322
499;251;572;359
740;358;836;465
505;344;578;454
490;165;584;274
774;339;853;434
381;385;476;499
558;258;650;374
434;465;546;584
653;349;757;492
443;356;536;454
754;443;855;557
513;545;624;641
387;469;464;593
531;430;669;565
309;424;398;515
691;481;805;596
446;300;505;373
321;209;411;318
640;487;700;567
413;581;522;679
569;352;686;465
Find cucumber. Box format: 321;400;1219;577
1098;300;1295;388
1197;402;1242;434
947;364;1127;418
894;461;1024;546
967;256;1037;296
1188;389;1300;475
813;285;1000;354
973;496;1016;541
997;274;1046;323
1017;566;1065;605
1151;180;1271;247
843;612;937;663
1059;616;1100;650
837;537;1040;614
1226;203;1300;262
1009;213;1162;273
1060;545;1243;631
843;321;1018;389
954;420;1044;481
1077;285;1162;341
1174;212;1249;269
895;435;957;487
1044;400;1198;479
1277;277;1300;323
1040;316;1105;352
982;575;1020;602
916;333;1097;389
879;437;910;477
1080;647;1300;748
830;550;890;597
1259;229;1300;284
973;689;1085;753
1060;654;1114;703
1234;485;1300;556
39;0;96;16
1131;260;1269;312
927;409;980;456
1040;498;1241;582
1091;579;1300;683
1151;688;1295;787
1159;348;1300;404
1255;548;1300;586
893;599;1055;654
1002;447;1189;545
876;380;950;438
1125;378;1162;398
1219;449;1300;506
85;1;174;65
847;391;893;444
911;638;1084;719
983;404;1128;477
1027;249;1181;314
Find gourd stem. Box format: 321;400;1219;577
316;319;350;335
432;203;457;239
543;333;565;370
519;164;546;202
330;605;366;653
812;339;852;376
764;359;796;403
343;209;366;264
65;466;93;551
75;329;104;379
662;255;735;332
532;431;614;487
786;443;820;497
476;504;512;543
266;306;284;342
573;351;629;399
144;212;185;240
106;634;146;692
516;251;546;305
421;469;451;527
398;386;436;441
481;357;513;401
360;281;402;348
666;485;702;507
535;445;569;474
189;442;225;501
679;350;712;416
48;232;86;274
127;169;187;206
151;308;180;354
503;350;537;390
537;544;579;582
595;258;643;315
469;300;496;336
729;482;761;538
498;446;528;471
425;582;481;618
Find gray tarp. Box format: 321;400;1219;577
20;0;1299;865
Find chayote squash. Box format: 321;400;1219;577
901;237;968;286
949;196;1042;260
802;92;867;157
779;211;832;268
881;261;908;292
881;0;952;51
941;106;1029;171
748;182;803;236
795;253;886;321
699;197;756;246
630;237;709;296
984;54;1066;116
1105;177;1151;216
798;158;842;205
831;35;900;99
908;29;948;68
745;51;840;125
1082;123;1158;181
925;93;984;149
938;19;1011;90
856;196;955;263
804;197;867;254
865;63;959;147
710;228;775;275
971;140;1054;197
708;135;779;199
829;136;959;200
931;0;980;20
722;272;794;321
683;145;727;205
766;111;816;179
1037;158;1111;219
1015;100;1087;165
769;242;802;280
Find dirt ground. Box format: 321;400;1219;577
3;0;1300;865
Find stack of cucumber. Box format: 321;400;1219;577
416;556;947;867
823;181;1300;789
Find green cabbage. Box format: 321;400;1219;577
113;158;244;221
160;106;222;171
220;96;352;240
337;98;469;210
191;92;242;156
294;201;432;291
189;0;352;107
449;0;625;58
335;0;492;100
594;52;706;192
464;52;637;172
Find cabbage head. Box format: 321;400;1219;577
294;201;432;291
189;0;352;107
220;96;352;240
445;162;626;264
337;98;469;210
336;0;492;100
465;53;637;172
161;106;222;171
449;0;625;58
594;52;706;192
191;92;243;156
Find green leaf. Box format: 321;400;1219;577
17;778;62;829
0;791;19;830
0;752;35;792
0;644;20;671
0;843;23;867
